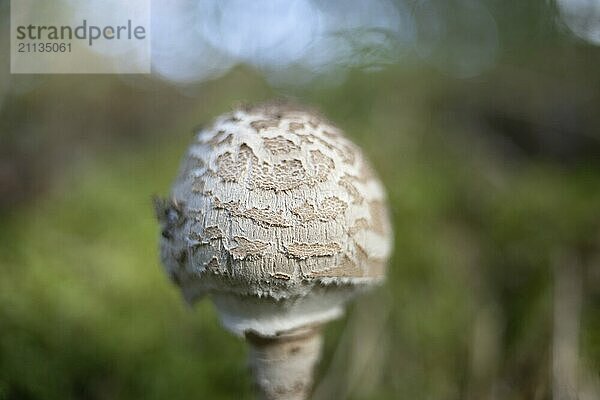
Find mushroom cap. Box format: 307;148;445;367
158;102;392;336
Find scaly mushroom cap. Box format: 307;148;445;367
158;102;392;336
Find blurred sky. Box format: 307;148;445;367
38;0;600;84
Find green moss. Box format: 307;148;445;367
1;68;599;399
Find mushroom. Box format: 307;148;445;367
156;102;392;400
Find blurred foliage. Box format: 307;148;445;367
1;1;600;399
1;64;599;399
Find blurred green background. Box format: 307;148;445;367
1;1;600;399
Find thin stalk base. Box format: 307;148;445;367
246;326;323;400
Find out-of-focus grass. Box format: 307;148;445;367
0;67;599;400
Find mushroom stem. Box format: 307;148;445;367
246;326;323;400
